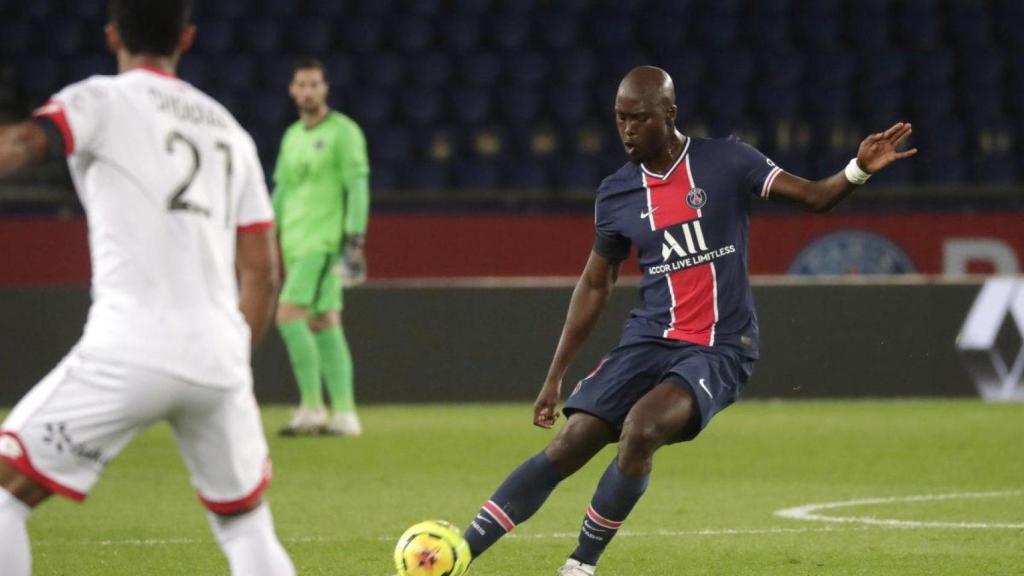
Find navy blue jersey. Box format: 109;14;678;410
593;136;781;357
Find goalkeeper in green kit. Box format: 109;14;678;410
273;59;369;437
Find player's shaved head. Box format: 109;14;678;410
617;66;676;114
614;66;682;165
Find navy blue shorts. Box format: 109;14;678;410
563;340;755;442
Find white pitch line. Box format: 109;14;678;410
774;490;1024;529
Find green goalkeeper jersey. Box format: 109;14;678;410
272;111;370;258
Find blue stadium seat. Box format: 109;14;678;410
959;82;1005;125
368;160;399;191
705;48;753;87
453;161;500;189
564;122;612;158
259;55;298;91
467;126;507;159
420;127;459;163
48;19;84;57
492;0;538;16
642;12;687;59
305;0;345;16
290;18;334;54
340;17;384;53
948;0;994;50
746;8;791;49
503;158;550;189
971;155;1016;184
178;58;211;89
193;20;235;55
360;52;405;88
846;5;891;51
399;89;444;126
20;0;52;17
590;15;635;49
970;120;1017;184
917;156;966;185
346;89;393;128
458;52;501;87
449;90;492;126
557;48;598;86
959;47;1003;88
71;0;105;19
794;0;841;49
499;87;543;124
411;52;452;87
324;55;355;88
993;0;1024;51
213;55;256;91
647;0;695;16
21;57;60;106
65;55;115;83
896;0;942;49
450;0;492;15
354;0;394;16
0;21;33;56
703;84;748;127
401;161;449;190
805;84;852;123
505;51;549;86
393;17;434;53
696;13;739;49
403;0;443;16
207;0;251;19
860;49;907;89
489;16;531;50
555;157;602;190
241;19;282;54
539;11;580;51
906;49;953;88
599;47;650;84
440;15;482;51
907;81;953;122
855;82;904;131
867;159;913;185
660;50;705;90
368;125;414;163
253;0;295;16
250;91;292;131
549;85;594;128
914;116;966;160
807;49;856;88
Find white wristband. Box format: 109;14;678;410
844;158;871;185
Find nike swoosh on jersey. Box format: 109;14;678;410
640;206;660;219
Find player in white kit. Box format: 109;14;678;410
0;2;295;574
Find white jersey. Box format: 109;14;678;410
33;66;274;388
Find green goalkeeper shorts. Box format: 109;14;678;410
280;252;342;313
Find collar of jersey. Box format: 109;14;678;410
130;65;177;79
640;137;690;180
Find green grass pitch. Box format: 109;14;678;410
12;401;1024;575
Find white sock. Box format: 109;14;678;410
0;487;32;576
208;503;295;576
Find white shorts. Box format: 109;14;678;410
0;350;271;513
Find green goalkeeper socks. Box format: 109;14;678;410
315;326;355;413
278;320;323;408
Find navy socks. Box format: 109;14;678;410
570;458;649;566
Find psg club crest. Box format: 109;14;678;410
789;230;917;275
686;187;707;209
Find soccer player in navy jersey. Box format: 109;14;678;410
460;66;917;575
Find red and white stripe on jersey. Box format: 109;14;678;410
199;459;273;514
642;141;719;346
482;500;516;532
761;166;783;199
32;100;75;156
586;505;624;530
237;220;275;234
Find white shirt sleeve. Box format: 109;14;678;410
32;77;109;156
235;135;274;233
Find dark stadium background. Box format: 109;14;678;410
1;0;1022;403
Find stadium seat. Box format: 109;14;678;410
253;0;295;16
705;48;754;87
696;12;739;49
259;55;298;91
289;18;334;54
557;48;598;86
21;57;59;106
948;1;994;50
241;19;282;54
646;0;695;16
250;91;292;131
555;157;602;191
703;84;749;128
411;51;453;87
0;21;33;56
539;11;580;51
458;52;502;87
304;0;345;16
549;85;594;128
959;82;1005;125
401;161;449;190
368;125;414;163
399;89;444;126
807;49;856;89
453;160;500;189
193;20;235;55
498;86;543;125
589;15;636;49
746;8;792;49
70;0;105;19
419;126;459;163
393;16;434;53
324;55;354;88
450;0;492;16
178;58;211;88
346;88;393;128
65;55;115;83
213;55;257;92
449;89;493;127
440;15;482;51
917;156;967;185
505;51;549;86
794;0;841;49
20;0;52;18
846;5;891;51
368;160;399;191
206;0;251;19
360;52;404;88
340;17;384;53
489;16;531;50
502;158;550;190
641;12;686;59
403;0;443;16
896;0;942;49
492;0;538;16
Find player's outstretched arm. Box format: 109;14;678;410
534;251;620;428
768;122;917;213
0;121;51;177
237;227;281;349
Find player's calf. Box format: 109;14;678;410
208;501;295;576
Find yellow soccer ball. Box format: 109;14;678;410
394;520;472;576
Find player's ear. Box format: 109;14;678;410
666;104;678;127
179;25;197;55
105;23;122;54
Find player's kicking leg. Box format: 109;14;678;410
0;461;48;575
462;412;617;560
557;382;699;575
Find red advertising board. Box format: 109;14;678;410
1;212;1022;285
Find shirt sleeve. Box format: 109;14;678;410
337;119;370;179
729;135;783;200
592;191;631;263
31;78;109;156
237;136;275;234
